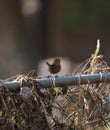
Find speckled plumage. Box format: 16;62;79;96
46;58;61;74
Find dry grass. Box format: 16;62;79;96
0;41;110;130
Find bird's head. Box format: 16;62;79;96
54;58;61;64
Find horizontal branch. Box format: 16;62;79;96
4;72;110;90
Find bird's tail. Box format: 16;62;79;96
46;62;51;66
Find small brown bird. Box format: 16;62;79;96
46;58;61;74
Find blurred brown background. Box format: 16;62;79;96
0;0;110;78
